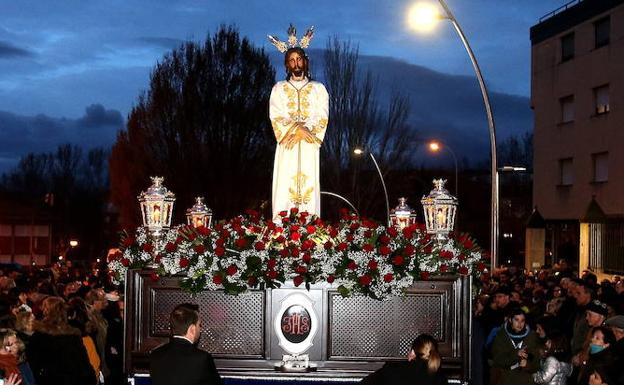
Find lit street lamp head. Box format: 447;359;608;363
407;3;443;32
428;141;440;152
353;148;364;155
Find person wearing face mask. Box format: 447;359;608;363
577;326;616;385
267;24;329;219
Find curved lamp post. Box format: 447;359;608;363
353;147;390;225
408;1;499;266
428;140;459;197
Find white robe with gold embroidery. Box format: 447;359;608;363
270;79;329;219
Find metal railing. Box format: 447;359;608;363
539;0;583;23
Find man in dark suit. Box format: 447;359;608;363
150;303;224;385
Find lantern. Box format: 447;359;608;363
186;197;213;228
138;176;176;238
389;197;417;230
421;179;458;241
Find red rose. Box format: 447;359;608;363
404;245;415;256
165;242;177;253
276;235;286;244
216;238;225;247
279;249;289;258
327;275;335;284
306;225;316;234
215;246;225;257
194;244;206;254
362;219;376;229
281;217;290;224
339;208;349;219
367;260;378;271
350;223;360;231
379;246;391;256
226;265;238;276
247;276;258;286
197;226;211;236
420;271;430;280
150;272;160;282
254;241;265;251
337;242;348;251
290;232;301;241
391;255;404;266
220;229;230;239
364;230;372;238
293;275;304;287
383;273;393;283
120;258;130;267
123;237;134;248
142;243;154;253
295;265;307;274
463;239;474;249
212;275;223;285
358;275;372;286
424;246;432;254
279;210;288;217
324;241;333;250
402;228;414;239
301;239;314;251
267;258;277;269
290;207;299;215
290;247;300;258
458;254;466;262
363;244;374;252
347;260;357;270
379;235;390;245
387;227;398;237
290;225;300;232
154;254;162;263
267;270;278;279
440;250;454;260
179;257;189;268
301;211;309;217
439;264;448;273
477;262;486;272
235;238;248;249
458;266;469;275
329;227;338;237
302;253;312;264
188;233;197;241
346;234;354;242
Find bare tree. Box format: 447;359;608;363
321;37;417;220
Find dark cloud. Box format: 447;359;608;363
0;105;124;174
75;104;124;128
0;41;33;58
138;37;185;50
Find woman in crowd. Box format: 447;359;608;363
26;296;95;385
360;334;448;385
67;297;101;384
1;329;37;385
578;326;616;385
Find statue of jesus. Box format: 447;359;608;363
268;26;329;219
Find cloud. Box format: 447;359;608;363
0;104;123;174
138;37;185;50
0;41;33;58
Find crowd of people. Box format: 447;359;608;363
0;261;123;385
473;260;623;385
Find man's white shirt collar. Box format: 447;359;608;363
173;335;193;344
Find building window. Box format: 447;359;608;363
559;158;573;186
560;95;574;123
561;33;574;62
592;152;608;182
594;17;610;48
594;85;609;115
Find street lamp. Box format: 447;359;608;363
353;147;390;225
427;140;458;197
408;1;499;266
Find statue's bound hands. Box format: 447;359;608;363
282;123;317;149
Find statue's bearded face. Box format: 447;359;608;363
286;50;307;78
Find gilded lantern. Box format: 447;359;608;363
389;197;417;230
138;176;176;238
421;179;458;241
186;197;213;228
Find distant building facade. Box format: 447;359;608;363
530;0;624;275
